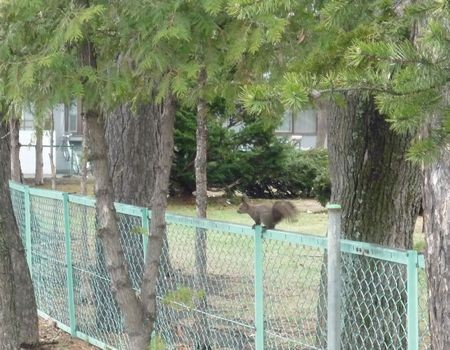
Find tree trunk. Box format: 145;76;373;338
318;93;422;348
328;93;421;245
49;110;57;190
423;137;450;350
315;99;329;149
106;104;158;207
80;100;88;196
0;117;19;350
9;109;22;183
139;93;177;348
97;103;159;334
0;114;39;348
35;126;44;185
194;67;211;349
85;107;149;346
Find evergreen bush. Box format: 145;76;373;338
171;108;330;205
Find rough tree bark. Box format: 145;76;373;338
106;104;157;207
35;125;44;185
0;117;19;350
317;93;422;349
9;109;22;183
194;67;211;349
423;126;450;350
0;113;39;348
139;93;177;348
85;106;148;347
95;103;159;334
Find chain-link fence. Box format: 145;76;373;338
9;182;430;350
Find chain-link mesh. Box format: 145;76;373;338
339;254;408;349
30;194;69;326
8;185;431;350
263;239;326;349
157;223;255;349
418;267;430;350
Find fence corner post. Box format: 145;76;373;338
63;192;76;336
327;203;341;350
407;250;419;350
254;224;264;350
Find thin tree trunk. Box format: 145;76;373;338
194;67;211;349
80;101;88;196
1;113;39;348
49;110;57;190
35;126;44;185
423;128;450;350
316;93;421;348
139;93;177;349
9;108;22;183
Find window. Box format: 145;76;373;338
276;108;317;135
293;108;317;134
64;101;80;134
21;111;34;130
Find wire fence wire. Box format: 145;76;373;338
9;182;430;350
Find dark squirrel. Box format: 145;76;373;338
237;195;299;229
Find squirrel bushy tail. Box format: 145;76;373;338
237;195;299;229
272;201;299;224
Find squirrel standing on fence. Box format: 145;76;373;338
237;195;299;229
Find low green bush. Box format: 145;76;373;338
171;108;331;205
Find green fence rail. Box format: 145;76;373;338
8;181;430;350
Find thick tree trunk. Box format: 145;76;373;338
0;115;39;348
318;93;422;348
328;93;421;245
35;126;44;185
423;142;450;350
98;103;160;334
106;104;158;207
194;67;211;349
85;107;148;346
9;110;22;183
0;118;19;350
104;101;176;342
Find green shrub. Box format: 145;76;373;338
171;108;331;205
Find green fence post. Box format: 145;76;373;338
141;208;150;261
63;193;76;336
254;225;264;350
407;250;419;350
24;185;32;275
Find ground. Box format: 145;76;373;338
33;318;98;349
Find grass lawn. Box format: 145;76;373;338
30;176;426;250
